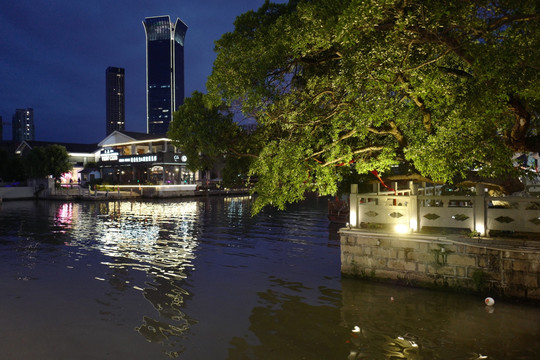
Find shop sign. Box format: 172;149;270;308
100;148;119;161
119;154;158;163
165;153;188;163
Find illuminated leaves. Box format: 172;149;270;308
201;0;539;212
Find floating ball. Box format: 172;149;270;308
485;297;495;306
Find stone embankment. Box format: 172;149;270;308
0;184;249;201
340;229;540;301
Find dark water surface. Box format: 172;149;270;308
1;196;539;359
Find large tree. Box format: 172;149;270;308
180;0;540;213
169;91;258;185
24;144;72;182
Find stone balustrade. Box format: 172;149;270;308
349;183;540;236
342;183;540;301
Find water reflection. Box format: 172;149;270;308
228;276;348;360
64;200;203;351
68;201;200;275
340;279;540;360
136;277;194;358
1;198;540;359
53;202;74;234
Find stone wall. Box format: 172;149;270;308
340;229;540;301
0;186;35;200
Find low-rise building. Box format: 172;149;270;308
97;130;198;186
10;131;202;189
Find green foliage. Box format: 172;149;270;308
24;146;48;179
45;145;72;181
204;0;539;213
24;144;72;181
221;156;252;188
0;149;25;182
169;91;256;173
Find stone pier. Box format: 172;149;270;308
340;229;540;301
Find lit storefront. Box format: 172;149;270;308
98;131;199;186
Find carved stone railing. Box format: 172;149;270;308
349;183;540;236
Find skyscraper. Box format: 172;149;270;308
143;15;188;135
12;108;34;141
106;66;125;135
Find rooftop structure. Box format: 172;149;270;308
143;16;188;135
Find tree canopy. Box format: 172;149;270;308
173;0;540;213
24;144;72;182
168;91;259;185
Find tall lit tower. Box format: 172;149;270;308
143;15;188;135
12;108;34;141
105;66;125;136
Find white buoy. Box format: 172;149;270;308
485;297;495;306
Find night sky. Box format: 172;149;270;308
0;0;283;144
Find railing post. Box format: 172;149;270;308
350;184;359;228
475;184;486;235
409;181;419;232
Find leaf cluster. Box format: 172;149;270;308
169;91;259;183
24;144;72;181
187;0;540;213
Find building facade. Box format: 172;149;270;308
143;15;188;135
105;66;125;136
98;131;197;186
12;131;199;188
13;140;99;185
12;108;35;141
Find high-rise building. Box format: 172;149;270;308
106;66;125;135
143;15;188;135
12;108;34;141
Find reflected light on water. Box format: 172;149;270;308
61;200;202;350
54;202;74;234
88;201;200;280
3;197;538;359
383;335;421;359
224;195;252;219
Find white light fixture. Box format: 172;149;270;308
394;224;409;234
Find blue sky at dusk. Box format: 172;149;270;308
0;0;283;143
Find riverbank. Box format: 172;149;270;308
340;228;540;302
0;184;251;201
44;189;250;201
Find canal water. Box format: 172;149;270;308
0;196;539;359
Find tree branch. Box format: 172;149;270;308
367;121;406;147
397;73;433;134
319;146;385;167
227;146;259;159
403;48;451;72
506;96;532;152
487;14;540;32
307;129;358;160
